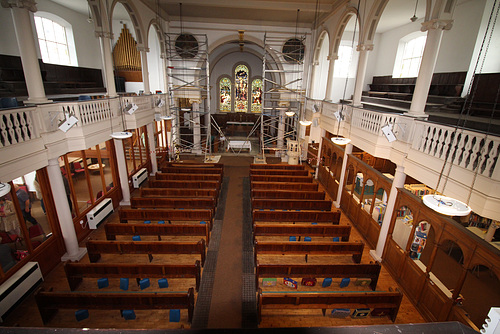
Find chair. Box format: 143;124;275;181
29;225;45;249
0;231;21;249
78;95;91;101
73;161;85;176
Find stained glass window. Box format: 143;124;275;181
219;77;231;112
251;79;262;113
234;64;248;113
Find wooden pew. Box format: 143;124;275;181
64;261;201;291
105;223;210;245
251;198;332;211
257;289;403;323
251;189;325;200
250;163;305;170
250;175;313;183
251;182;318;191
149;180;220;194
141;188;217;199
131;197;216;212
35;287;195;324
119;208;212;228
252;210;341;224
250;169;309;176
86;240;206;266
163;162;223;169
161;167;223;176
254;240;364;263
253;223;351;242
255;262;381;291
155;173;222;182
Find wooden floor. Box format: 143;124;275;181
2;156;426;330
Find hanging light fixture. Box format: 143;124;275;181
161;115;174;120
299;120;312;126
285;111;295;117
410;0;419;22
110;131;133;139
0;182;11;197
422;194;471;216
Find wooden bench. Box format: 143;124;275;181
155;173;222;182
251;198;332;211
64;261;201;291
255;262;381;291
86;240;206;266
105;223;210;245
131;197;216;212
251;182;318;191
257;288;403;323
250;175;313;183
250;169;309;176
140;188;217;199
160;167;223;176
35;287;195;324
149;180;220;194
252;210;341;224
251;190;325;200
254;240;364;263
253;223;351;242
250;163;305;170
119;208;213;229
163;162;223;169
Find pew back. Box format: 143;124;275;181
105;223;210;244
250;169;309;176
155;173;222;182
252;210;341;224
251;182;318;191
252;199;332;211
251;190;325;200
140;188;217;198
131;197;216;211
149;180;220;192
251;175;313;183
250;164;305;170
119;208;212;225
161;167;223;175
253;223;351;242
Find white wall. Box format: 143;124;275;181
36;0;102;69
372;1;486;77
147;26;164;94
0;7;21;56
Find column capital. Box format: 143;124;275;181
160;52;167;59
421;19;453;32
137;46;150;53
356;44;374;52
189;98;201;105
327;53;338;61
95;31;113;39
1;0;37;11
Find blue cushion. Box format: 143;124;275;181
144;220;151;224
340;278;351;288
304;237;312;242
200;221;206;224
158;220;165;224
295;210;301;212
78;95;91;101
0;97;18;108
270;209;274;211
97;278;109;289
132;235;141;241
139;278;150;290
75;309;89;321
158;278;169;288
311;222;318;225
289;236;297;241
169;309;181;322
332;237;340;242
322;278;332;287
120;278;129;291
122;309;136;320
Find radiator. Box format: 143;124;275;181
132;168;148;188
0;262;43;322
87;198;114;229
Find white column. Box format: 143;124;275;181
147;123;158;175
409;20;451;116
334;143;353;207
370;165;406;262
352;44;373;107
190;99;202;154
113;138;131;205
97;32;118;98
138;47;151;95
2;1;50;104
46;159;87;261
324;54;338;101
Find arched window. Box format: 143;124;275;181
334;45;353;78
393;33;426;78
219;77;232;112
34;13;77;66
251;79;262;113
234;64;248;112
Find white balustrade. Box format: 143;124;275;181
0;107;38;148
59;99;115;126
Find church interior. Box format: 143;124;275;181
0;0;499;332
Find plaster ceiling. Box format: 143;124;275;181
48;0;454;33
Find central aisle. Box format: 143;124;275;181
207;156;253;328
